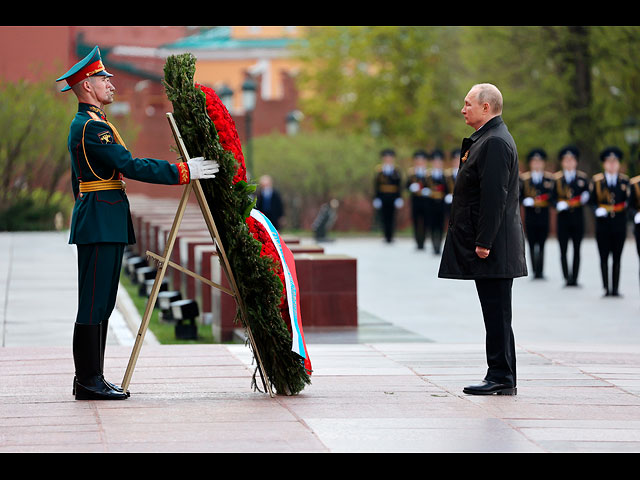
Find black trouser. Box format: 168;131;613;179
379;197;397;243
411;198;429;249
525;209;549;278
595;217;626;295
427;200;445;254
475;278;516;387
636;224;640;294
557;209;584;284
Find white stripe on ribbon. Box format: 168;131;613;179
249;209;305;358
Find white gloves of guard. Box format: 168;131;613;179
188;157;219;180
595;207;608;218
522;197;535;207
635;212;640;224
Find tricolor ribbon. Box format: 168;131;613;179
249;209;312;375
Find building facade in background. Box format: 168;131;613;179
0;25;303;198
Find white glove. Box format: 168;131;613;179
634;212;640;224
409;182;420;193
556;201;569;212
421;187;432;197
522;197;535;207
595;207;608;218
188;157;219;180
444;193;453;204
372;198;382;209
394;197;404;209
580;190;590;204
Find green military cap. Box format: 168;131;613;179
56;45;113;92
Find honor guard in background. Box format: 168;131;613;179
424;149;448;254
519;149;554;279
406;149;430;250
444;148;460;221
57;46;219;400
628;170;640;296
590;147;629;297
552;145;590;287
373;148;403;243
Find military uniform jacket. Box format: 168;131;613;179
629;175;640;218
551;170;590;212
374;166;401;202
68;103;189;245
425;170;448;202
406;168;428;201
438;116;527;280
520;170;554;226
589;172;629;232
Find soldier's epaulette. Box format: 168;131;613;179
543;171;554;179
552;171;564;180
375;165;383;172
407;167;416;175
592;172;604;182
577;170;589;179
520;171;531;180
619;173;629;181
444;167;453;175
630;175;640;185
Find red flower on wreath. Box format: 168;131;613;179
196;83;289;327
196;83;247;185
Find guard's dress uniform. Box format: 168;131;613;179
374;164;402;243
406;166;429;249
58;46;191;400
629;175;640;294
551;169;590;286
424;168;448;254
590;171;629;296
519;170;554;278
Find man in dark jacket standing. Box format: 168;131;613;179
438;83;527;396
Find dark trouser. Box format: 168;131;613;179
557;209;584;284
380;198;396;243
426;201;444;254
636;224;640;295
76;243;125;326
525;210;549;279
596;218;626;295
475;278;516;387
411;198;429;249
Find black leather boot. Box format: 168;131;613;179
100;318;129;396
73;323;128;400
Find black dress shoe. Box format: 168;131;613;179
463;380;517;396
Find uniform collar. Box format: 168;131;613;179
79;103;107;121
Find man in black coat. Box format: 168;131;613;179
256;175;284;230
438;83;527;396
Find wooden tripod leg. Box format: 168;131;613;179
192;180;275;398
121;183;193;392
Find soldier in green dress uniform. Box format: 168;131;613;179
589;147;629;297
406;149;430;250
519;149;554;279
373;148;403;243
551;146;590;287
57;46;219;400
628;170;640;297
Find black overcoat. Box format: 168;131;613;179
438;116;527;280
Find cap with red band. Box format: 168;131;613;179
56;45;113;92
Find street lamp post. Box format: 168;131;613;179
286;110;304;136
242;77;257;179
624;116;640;177
218;84;234;112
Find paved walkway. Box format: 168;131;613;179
1;231;640;452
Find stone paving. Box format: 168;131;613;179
1;231;640;452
